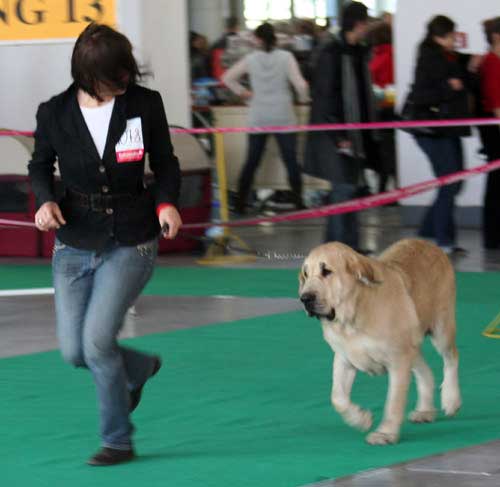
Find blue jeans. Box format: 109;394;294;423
52;238;158;450
415;136;464;247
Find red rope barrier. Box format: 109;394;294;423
1;117;499;137
2;159;499;231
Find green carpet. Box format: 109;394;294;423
1;267;500;487
2;264;500;301
0;265;298;297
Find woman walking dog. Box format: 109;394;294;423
28;23;182;466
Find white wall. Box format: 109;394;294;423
0;0;190;174
395;0;496;207
189;0;231;42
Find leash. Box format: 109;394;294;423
161;224;306;261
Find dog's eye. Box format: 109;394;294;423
321;267;332;278
303;270;308;278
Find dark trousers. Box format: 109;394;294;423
415;136;464;247
479;125;500;248
325;182;360;248
376;108;397;193
324;150;362;248
238;133;302;207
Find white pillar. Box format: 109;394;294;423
136;0;190;127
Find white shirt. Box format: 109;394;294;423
80;98;115;158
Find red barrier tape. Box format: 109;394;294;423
2;159;499;231
1;117;499;137
1;119;499;229
182;159;500;229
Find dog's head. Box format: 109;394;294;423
298;243;378;321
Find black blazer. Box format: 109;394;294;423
412;41;472;137
28;84;181;250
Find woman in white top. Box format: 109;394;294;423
28;23;182;466
222;22;309;213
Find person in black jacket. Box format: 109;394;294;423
479;17;500;249
28;24;182;466
411;15;474;254
304;2;379;250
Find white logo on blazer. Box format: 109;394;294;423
115;117;144;163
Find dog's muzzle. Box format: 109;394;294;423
300;293;336;321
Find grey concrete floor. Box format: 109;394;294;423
1;206;499;486
303;441;500;487
0;294;300;359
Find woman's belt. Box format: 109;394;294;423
65;188;137;212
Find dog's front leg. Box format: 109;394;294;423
331;353;372;431
366;361;412;445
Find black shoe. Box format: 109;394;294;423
484;242;500;250
130;356;162;413
451;246;468;256
234;204;247;216
87;447;135;466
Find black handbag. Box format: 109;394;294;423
399;91;442;136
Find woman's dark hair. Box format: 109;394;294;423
254;22;277;52
483;17;500;45
225;16;239;31
71;23;143;100
341;1;369;33
190;31;202;54
368;21;392;46
425;15;456;43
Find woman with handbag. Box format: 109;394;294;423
411;15;475;254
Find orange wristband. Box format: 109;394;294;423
156;203;175;217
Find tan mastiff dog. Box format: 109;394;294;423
299;239;461;445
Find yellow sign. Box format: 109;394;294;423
0;0;116;43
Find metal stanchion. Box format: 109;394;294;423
483;311;500;339
197;133;256;265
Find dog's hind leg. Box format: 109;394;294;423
408;353;437;423
331;353;372;432
431;309;461;417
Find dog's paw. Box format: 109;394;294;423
344;406;373;432
365;431;399;445
409;409;437;423
441;380;462;416
442;397;461;417
441;388;462;417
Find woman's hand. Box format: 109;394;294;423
337;140;352;149
468;54;484;73
448;78;464;91
158;205;182;240
240;89;253;100
35;202;66;231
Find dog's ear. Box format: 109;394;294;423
346;255;378;285
299;266;307;286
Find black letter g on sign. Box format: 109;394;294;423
16;0;46;25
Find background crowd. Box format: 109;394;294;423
189;2;500;254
